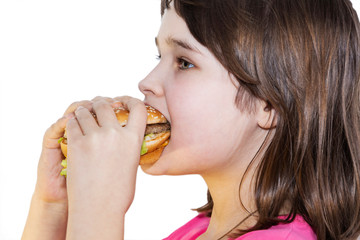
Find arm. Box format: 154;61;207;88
22;100;93;240
66;208;125;239
64;96;147;240
22;195;68;240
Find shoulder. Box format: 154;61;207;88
235;215;317;240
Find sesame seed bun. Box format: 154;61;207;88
114;105;168;126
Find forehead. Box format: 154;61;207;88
156;7;210;56
157;7;191;41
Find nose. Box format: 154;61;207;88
138;66;165;98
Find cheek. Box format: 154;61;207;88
156;70;257;173
166;82;241;161
164;115;256;174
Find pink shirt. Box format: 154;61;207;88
163;214;317;240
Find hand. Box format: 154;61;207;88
65;96;147;239
22;100;92;240
34;100;93;204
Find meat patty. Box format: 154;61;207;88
145;123;171;135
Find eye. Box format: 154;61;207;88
155;54;161;60
177;58;195;70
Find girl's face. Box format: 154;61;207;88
139;7;267;176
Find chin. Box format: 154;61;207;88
139;145;208;176
139;149;179;176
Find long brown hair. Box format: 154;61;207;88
161;0;360;239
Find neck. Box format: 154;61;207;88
199;166;258;239
198;131;271;240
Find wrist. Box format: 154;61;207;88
31;193;68;213
67;203;125;240
22;194;68;240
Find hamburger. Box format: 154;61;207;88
59;105;170;176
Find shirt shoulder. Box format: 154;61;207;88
235;215;317;240
162;213;210;240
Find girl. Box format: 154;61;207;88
22;0;360;239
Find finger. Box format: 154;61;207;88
66;117;83;140
111;101;125;109
92;96;124;111
43;114;73;149
91;96;114;103
74;106;99;135
63;100;93;117
112;95;136;111
92;99;118;127
113;95;131;104
114;96;147;135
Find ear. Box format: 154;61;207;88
257;100;277;129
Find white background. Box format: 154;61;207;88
1;1;359;240
0;1;207;239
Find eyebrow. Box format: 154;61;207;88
155;36;202;55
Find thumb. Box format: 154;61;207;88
43;114;74;149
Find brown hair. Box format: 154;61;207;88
161;0;360;239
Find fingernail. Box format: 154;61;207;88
65;113;75;119
112;101;123;107
76;106;84;112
